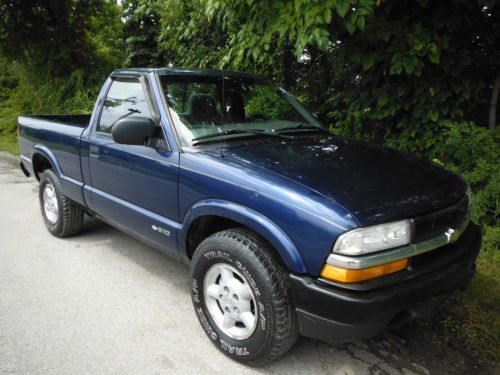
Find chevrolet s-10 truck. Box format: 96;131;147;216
18;68;481;365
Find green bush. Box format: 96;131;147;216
0;67;100;137
410;124;498;361
436;224;499;361
431;122;499;227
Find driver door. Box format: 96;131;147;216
88;76;179;255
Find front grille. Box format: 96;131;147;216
413;195;469;243
410;239;458;268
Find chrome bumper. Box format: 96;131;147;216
326;215;470;270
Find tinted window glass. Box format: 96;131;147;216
240;83;303;123
98;78;152;134
165;80;221;125
160;75;324;146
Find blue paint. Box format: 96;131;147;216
17;68;467;276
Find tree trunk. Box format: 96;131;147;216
282;41;295;90
489;73;500;132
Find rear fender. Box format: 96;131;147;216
31;144;86;206
31;145;63;178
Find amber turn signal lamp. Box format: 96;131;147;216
320;259;408;283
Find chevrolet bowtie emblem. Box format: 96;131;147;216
445;228;462;243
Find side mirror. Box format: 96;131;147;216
112;117;156;145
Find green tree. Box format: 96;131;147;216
157;0;228;68
122;0;166;67
156;0;376;82
325;1;499;151
0;0;123;80
0;0;124;136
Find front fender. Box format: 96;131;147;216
179;199;307;274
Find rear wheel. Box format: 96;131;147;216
190;228;299;365
39;169;84;237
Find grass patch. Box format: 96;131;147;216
422;225;500;363
0;134;19;155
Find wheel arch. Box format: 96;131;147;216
31;145;62;180
179;199;307;274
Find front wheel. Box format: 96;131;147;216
190;228;299;365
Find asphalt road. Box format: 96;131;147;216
0;151;485;375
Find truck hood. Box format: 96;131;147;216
221;135;466;226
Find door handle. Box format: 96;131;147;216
89;145;99;158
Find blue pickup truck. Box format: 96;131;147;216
18;68;481;364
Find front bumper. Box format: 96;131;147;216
290;223;481;343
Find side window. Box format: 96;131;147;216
98;78;152;134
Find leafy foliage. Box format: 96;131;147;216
419;122;499;362
157;0;228;68
0;0;124;136
431;122;499;226
328;1;499;153
202;0;375;67
431;221;500;361
244;86;290;121
0;0;123;80
122;0;166;67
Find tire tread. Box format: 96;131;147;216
198;228;299;365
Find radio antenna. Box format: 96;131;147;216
215;22;225;158
220;69;225;158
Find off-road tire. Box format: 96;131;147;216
190;228;299;365
39;169;84;237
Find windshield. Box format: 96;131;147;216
159;74;325;146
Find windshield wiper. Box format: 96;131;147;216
274;123;327;133
192;129;289;144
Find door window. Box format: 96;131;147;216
98;78;152;134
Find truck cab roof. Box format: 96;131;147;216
111;67;265;80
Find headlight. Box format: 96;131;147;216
333;220;411;256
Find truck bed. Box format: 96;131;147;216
20;114;91;127
18;114;92;189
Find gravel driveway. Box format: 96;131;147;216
0;152;492;375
